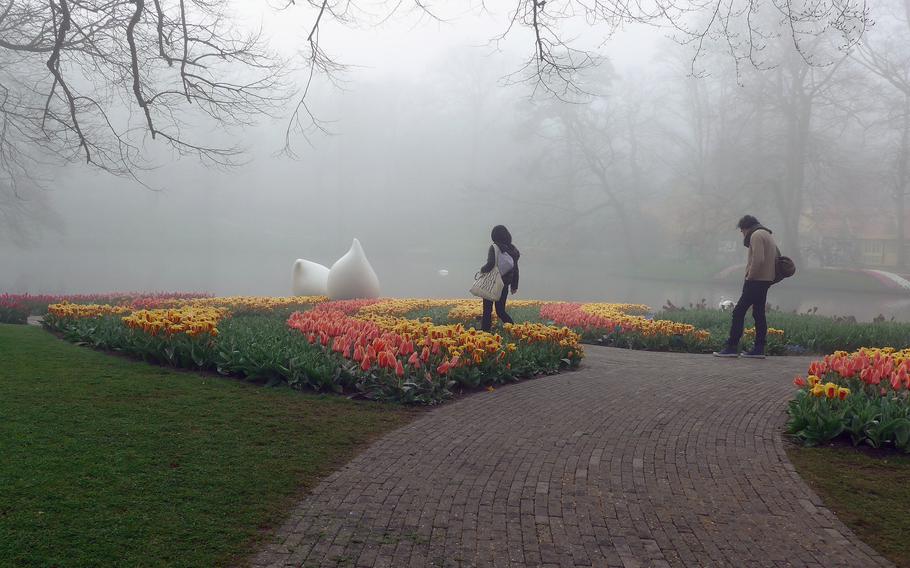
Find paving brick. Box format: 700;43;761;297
249;348;892;567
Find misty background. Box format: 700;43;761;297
3;0;910;320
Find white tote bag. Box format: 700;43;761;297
470;245;505;301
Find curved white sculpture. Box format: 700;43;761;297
326;238;381;300
292;259;330;296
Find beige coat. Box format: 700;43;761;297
746;229;777;282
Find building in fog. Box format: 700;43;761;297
810;210;910;272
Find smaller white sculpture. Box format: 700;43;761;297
438;269;449;277
326;238;381;300
719;299;735;311
292;259;330;296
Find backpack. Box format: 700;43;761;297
774;248;796;284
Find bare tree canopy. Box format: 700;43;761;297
0;0;285;194
0;0;872;194
291;0;871;101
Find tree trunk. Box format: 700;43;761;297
897;95;910;270
780;83;811;264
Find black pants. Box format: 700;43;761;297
727;280;772;348
481;279;513;332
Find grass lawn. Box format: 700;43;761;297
0;324;414;567
787;444;910;567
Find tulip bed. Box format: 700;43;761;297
39;294;824;403
418;300;756;353
789;348;910;451
42;296;586;404
0;292;211;324
0;294;30;324
39;295;746;403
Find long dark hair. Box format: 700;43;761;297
491;225;512;246
491;225;519;259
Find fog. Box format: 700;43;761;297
3;0;910;318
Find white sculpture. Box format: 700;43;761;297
438;269;449;277
325;238;381;300
719;299;735;311
292;259;330;296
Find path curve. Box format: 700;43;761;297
251;348;891;568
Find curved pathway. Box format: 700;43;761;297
251;348;891;567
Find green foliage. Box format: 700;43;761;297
405;304;546;326
788;388;910;452
214;315;341;390
787;392;846;446
0;305;28;324
43;314;217;369
660;308;910;354
590;328;718;353
403;305;459;323
43;310;579;405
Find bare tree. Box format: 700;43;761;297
0;1;286;200
0;0;874;224
852;0;910;268
1;0;873;180
286;0;870;115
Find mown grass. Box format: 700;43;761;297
0;324;414;567
787;444;910;567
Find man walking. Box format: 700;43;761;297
714;215;778;359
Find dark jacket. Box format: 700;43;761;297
480;243;520;290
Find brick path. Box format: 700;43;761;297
250;348;891;568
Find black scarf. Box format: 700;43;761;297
743;225;772;248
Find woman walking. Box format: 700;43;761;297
479;225;520;332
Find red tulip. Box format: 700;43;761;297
892;367;909;391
